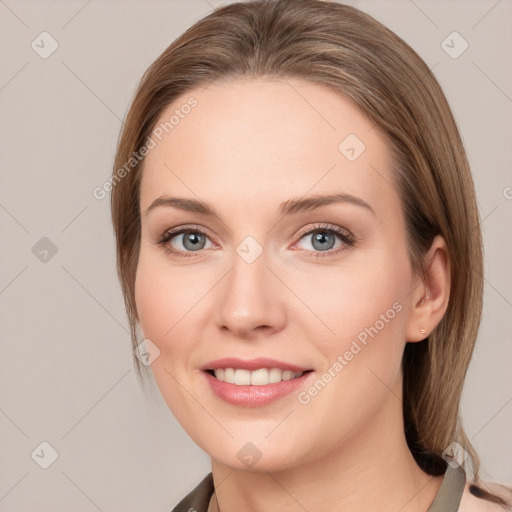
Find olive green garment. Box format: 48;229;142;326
171;464;466;512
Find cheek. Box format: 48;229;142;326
134;250;205;345
292;251;409;341
134;254;205;430
134;265;171;344
296;248;411;404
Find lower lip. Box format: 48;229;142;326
203;371;313;407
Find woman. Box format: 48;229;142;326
110;0;512;510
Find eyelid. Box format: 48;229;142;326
158;223;216;242
158;224;217;244
294;223;352;240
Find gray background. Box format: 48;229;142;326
1;0;511;510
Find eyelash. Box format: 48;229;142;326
155;223;355;259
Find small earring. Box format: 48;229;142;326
420;328;426;334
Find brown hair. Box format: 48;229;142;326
110;0;510;506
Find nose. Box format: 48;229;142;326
214;249;287;340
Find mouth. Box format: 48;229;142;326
205;367;313;386
201;358;315;407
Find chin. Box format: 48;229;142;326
191;429;312;474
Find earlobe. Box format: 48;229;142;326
405;235;451;343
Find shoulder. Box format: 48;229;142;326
458;480;512;512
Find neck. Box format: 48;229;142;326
209;389;443;512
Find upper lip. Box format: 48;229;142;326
203;357;311;373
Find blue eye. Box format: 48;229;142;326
156;223;355;259
157;228;214;257
295;224;355;258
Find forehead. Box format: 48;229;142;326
139;77;399;221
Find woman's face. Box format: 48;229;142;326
135;77;421;471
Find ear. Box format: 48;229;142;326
405;235;451;342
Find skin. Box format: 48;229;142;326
135;77;452;512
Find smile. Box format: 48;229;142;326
202;358;314;407
209;367;307;385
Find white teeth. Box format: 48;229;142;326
213;367;304;385
268;368;282;383
282;370;295;381
250;368;268;385
224;368;235;383
234;369;251;385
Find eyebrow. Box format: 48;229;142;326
143;192;375;219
